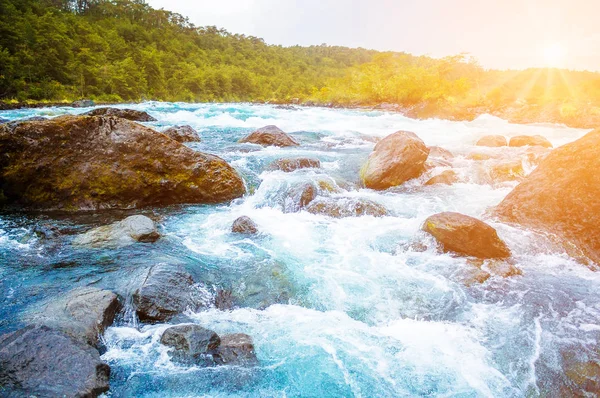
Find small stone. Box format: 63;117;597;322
232;216;258;234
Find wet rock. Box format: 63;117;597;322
160;324;221;365
361;131;429;190
283;182;318;212
232;216;258;234
466;152;494;161
133;264;204;322
494;130;600;264
563;358;600;395
306;197;388;218
468;259;522;278
213;333;258;366
73;215;160;248
269;157;321;172
457;265;491;286
425;170;459;186
422;212;511;259
428;146;454;160
0;325;110;397
72;99;95;108
0;115;245;210
32;223;62;240
0;117;8;124
5;116;48;130
509;135;553;148
476;135;508;147
214;289;235;310
162;125;200;143
239;125;299;147
28;287;121;347
488;160;525;182
84;107;157;121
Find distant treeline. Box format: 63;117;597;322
2;0;600;124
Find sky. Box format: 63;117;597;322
145;0;600;71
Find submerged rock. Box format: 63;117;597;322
509;135;553;148
422;212;511;259
306;197;388;218
428;146;454;161
0;325;110;397
84;107;156;121
28;287;120;347
361;131;429;190
133;264;205;322
160;324;221;365
0;117;8;124
0;115;245;210
425;170;459;186
494;129;600;264
488;160;525;182
213;333;258;366
162;125;201;143
73;215;160;248
239;125;299;147
476;135;508;147
232;216;258;234
563;357;600;395
284;182;318;212
72;99;95;108
269;157;321;172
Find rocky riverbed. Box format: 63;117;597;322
0;102;599;397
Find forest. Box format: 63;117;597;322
1;0;600;125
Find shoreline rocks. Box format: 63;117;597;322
239;125;299;147
0;115;245;211
422;212;511;259
361;131;429;190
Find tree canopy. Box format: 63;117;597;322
1;0;600;123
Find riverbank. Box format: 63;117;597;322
3;99;598;130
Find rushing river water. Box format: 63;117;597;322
1;103;599;397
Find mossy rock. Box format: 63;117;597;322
0;115;245;211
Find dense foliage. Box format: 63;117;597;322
1;0;600;122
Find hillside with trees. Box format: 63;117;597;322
1;0;600;126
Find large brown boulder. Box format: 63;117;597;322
361;131;429;190
494;130;600;263
84;107;156;121
422;212;511;259
476;135;508;147
509;135;553;148
239;125;299;147
0;116;245;211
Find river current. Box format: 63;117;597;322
0;102;598;397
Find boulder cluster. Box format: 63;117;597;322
1;107;598;396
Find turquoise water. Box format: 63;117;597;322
0;103;598;397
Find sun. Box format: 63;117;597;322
542;42;567;67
